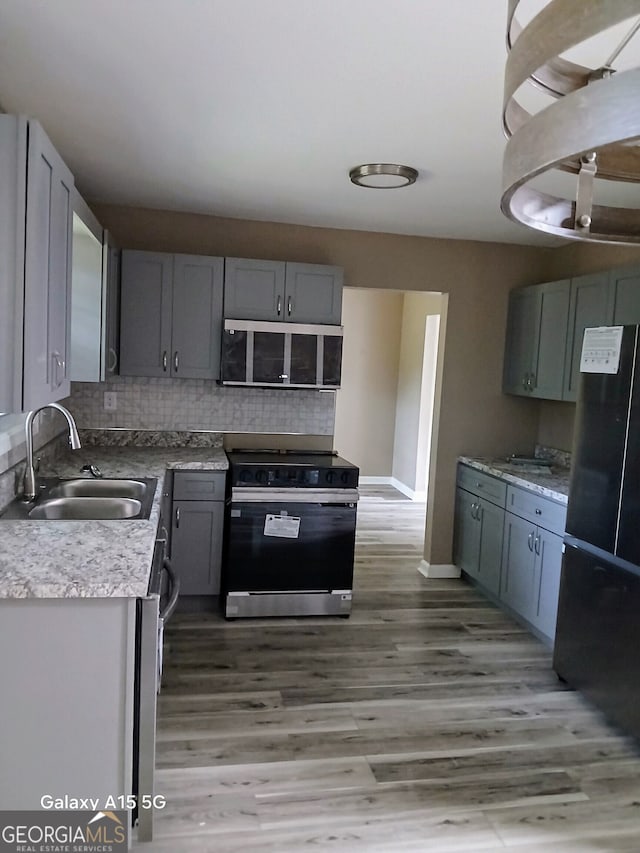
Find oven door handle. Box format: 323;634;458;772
230;487;359;503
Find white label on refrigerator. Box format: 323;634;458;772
264;513;301;538
580;326;624;374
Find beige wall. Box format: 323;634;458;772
537;243;640;453
392;293;442;493
93;204;549;565
334;288;403;475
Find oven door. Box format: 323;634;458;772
224;489;358;593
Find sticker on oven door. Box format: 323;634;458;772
264;513;301;538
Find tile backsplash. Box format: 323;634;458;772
68;376;336;435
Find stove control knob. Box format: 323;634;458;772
238;470;254;484
255;470;267;484
325;470;337;485
340;471;350;485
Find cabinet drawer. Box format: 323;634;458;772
506;485;567;536
173;471;226;501
457;465;507;507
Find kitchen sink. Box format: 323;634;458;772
28;496;143;520
0;477;157;521
48;478;149;500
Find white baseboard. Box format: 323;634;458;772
358;476;426;502
390;478;427;502
417;560;461;579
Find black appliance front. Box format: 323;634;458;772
554;544;640;739
565;324;637;555
225;500;356;593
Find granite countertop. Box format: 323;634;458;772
0;445;228;600
459;456;570;504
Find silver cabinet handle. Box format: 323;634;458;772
108;347;118;373
527;531;534;551
174;351;179;373
535;508;542;515
162;351;168;372
175;506;180;528
277;295;282;316
534;534;541;555
287;295;292;316
279;373;289;380
51;351;65;388
523;373;529;390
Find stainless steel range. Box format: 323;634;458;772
222;450;359;618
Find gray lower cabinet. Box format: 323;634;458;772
120;250;224;379
0;115;74;412
454;469;506;597
224;257;343;325
500;485;566;641
454;465;566;643
170;471;226;599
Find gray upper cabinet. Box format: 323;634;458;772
0;116;74;413
224;258;343;325
119;251;223;379
503;279;569;400
563;271;613;402
284;263;343;324
224;258;285;321
612;265;640;325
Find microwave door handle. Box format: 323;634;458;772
159;558;180;623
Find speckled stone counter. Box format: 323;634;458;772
0;444;228;600
459;456;570;504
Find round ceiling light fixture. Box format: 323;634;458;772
349;163;418;189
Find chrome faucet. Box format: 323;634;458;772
22;403;81;501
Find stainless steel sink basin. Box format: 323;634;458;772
0;477;157;521
28;497;142;520
48;478;148;500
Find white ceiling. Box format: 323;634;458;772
0;1;636;246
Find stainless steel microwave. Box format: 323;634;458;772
220;319;343;388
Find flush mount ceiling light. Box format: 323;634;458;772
501;0;640;244
349;163;418;189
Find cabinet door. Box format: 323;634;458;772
477;499;504;596
23;121;74;410
530;279;570;400
563;271;613;401
119;251;173;377
500;512;537;621
171;500;224;595
171;255;224;379
454;488;480;577
284;263;343;324
503;287;540;396
612;265;640;325
224;258;286;321
533;529;563;640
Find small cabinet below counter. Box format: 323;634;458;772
170;471;226;604
454;463;567;644
454;468;506;597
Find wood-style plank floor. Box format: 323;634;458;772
145;486;640;852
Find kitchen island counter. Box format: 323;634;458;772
0;445;228;599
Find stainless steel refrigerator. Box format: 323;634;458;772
554;324;640;739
